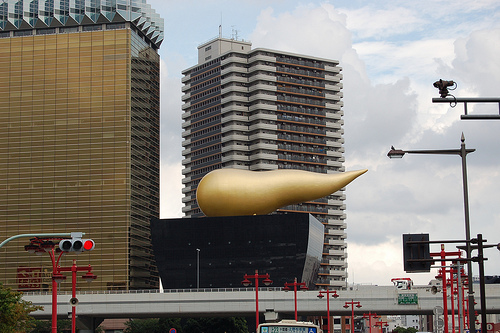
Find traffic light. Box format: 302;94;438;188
403;233;432;272
59;237;95;253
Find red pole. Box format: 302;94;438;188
71;260;77;333
450;267;454;333
49;249;58;333
351;300;355;333
326;291;331;333
254;270;259;329
344;299;361;333
441;245;449;333
294;278;298;321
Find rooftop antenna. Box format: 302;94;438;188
219;12;222;38
231;26;239;41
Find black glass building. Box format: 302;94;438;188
151;213;324;289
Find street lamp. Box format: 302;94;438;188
283;277;308;321
362;312;379;333
242;270;273;329
374;320;389;333
343;300;362;333
317;288;339;333
388;133;476;332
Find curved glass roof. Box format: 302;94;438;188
0;0;164;47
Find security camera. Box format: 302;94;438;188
433;79;456;98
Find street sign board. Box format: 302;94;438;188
398;293;418;305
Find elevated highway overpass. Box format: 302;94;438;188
23;284;500;332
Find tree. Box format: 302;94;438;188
392;327;418;333
183;317;248;333
124;317;248;333
29;319;72;333
124;319;161;333
0;282;43;333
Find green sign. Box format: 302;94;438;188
398;293;418;305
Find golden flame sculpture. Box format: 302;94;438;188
196;168;368;217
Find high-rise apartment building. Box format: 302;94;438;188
181;37;347;288
0;1;163;291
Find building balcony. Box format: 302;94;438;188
248;111;277;122
221;85;248;95
248;152;278;161
249;142;278;151
221;103;248;113
249;103;277;113
221;94;248;105
247;64;276;73
221;114;248;124
324;64;341;74
249;131;277;141
249;162;278;171
327;239;346;247
248;93;277;103
320;258;347;266
221;133;248;143
221;65;247;76
221;124;248;133
221;154;248;163
221;143;249;153
221;56;247;66
221;74;248;86
248;73;277;84
249;122;276;132
247;54;276;64
248;82;277;93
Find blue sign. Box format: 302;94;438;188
169;328;177;333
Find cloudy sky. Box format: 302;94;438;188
148;0;500;286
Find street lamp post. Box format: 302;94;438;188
374;320;389;333
242;270;273;329
196;248;200;289
388;133;476;332
283;277;308;321
317;288;339;333
362;312;379;333
343;299;362;333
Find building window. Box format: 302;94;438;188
13;30;33;37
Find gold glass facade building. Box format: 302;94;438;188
0;2;163;291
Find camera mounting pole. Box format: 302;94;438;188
433;97;500;119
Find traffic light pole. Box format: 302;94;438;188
22;233;95;333
58;260;96;333
47;247;66;333
404;234;499;333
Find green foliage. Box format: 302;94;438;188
124;317;248;333
392;327;418;333
29;319;72;333
0;282;43;333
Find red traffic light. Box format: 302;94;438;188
83;239;95;251
59;238;95;253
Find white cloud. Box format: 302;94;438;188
157;0;500;286
341;6;426;40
